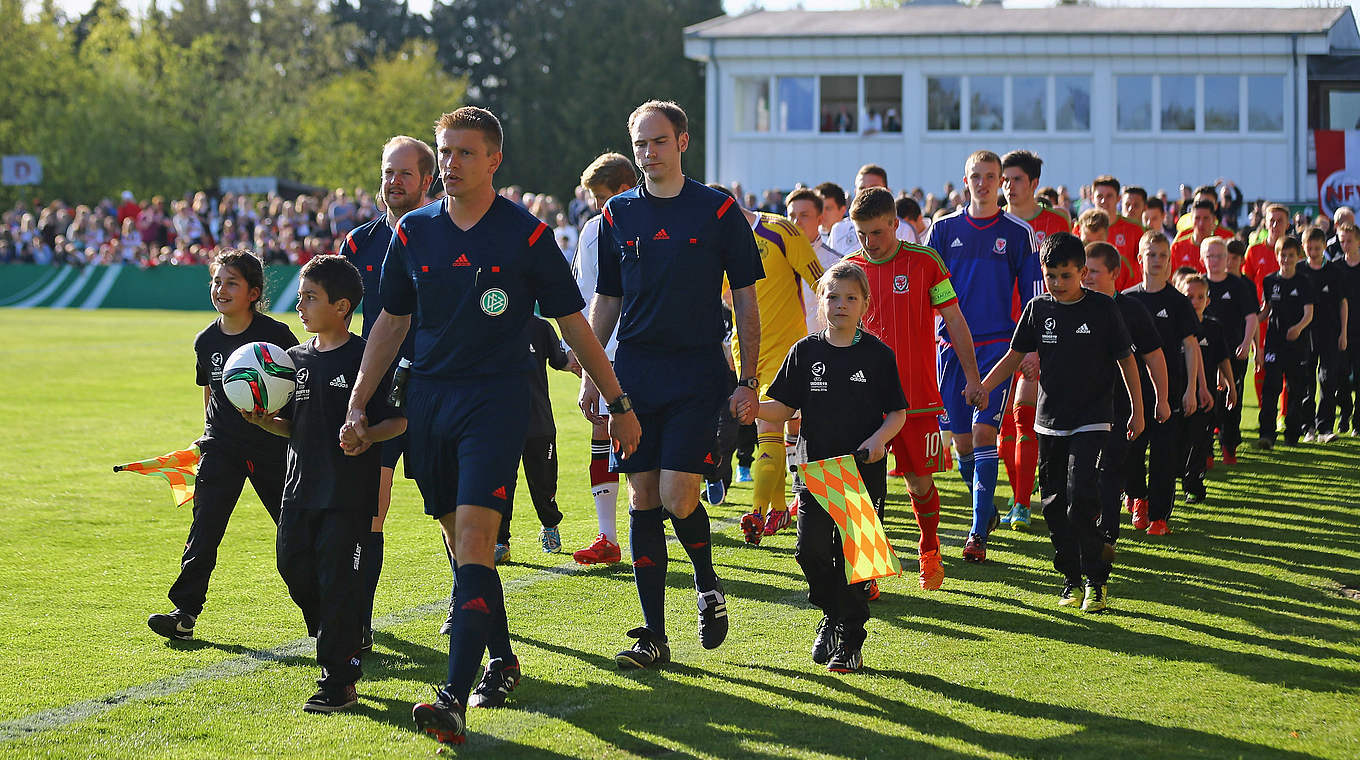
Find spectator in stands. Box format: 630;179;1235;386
116;191;140;226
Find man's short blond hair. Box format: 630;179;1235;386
434;106;502;152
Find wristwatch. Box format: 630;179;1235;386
606;393;634;415
738;377;759;390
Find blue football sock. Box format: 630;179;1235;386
971;445;1000;536
446;563;502;700
957;451;976;492
630;508;669;639
670;504;717;592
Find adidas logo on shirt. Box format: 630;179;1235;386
1075;323;1090;334
329;376;349;389
1222;292;1232;299
454;254;471;266
653;229;670;240
1156;308;1169;318
950;238;963;248
850;370;867;383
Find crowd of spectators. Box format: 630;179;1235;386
3;175;1336;270
0;184;586;269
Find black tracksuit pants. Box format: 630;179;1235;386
168;447;284;617
1260;352;1310;443
1217;357;1248;454
1125;412;1187;522
498;434;564;544
277;508;369;689
793;457;884;650
1039;432;1110;585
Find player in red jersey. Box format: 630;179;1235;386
996;150;1067;529
1077;176;1145;289
1169;200;1219;273
843;187;981;590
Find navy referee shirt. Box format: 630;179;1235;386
596;178;762;351
380;196;585;380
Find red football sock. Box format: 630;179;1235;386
912;486;941;554
998;402;1018;497
1014;403;1038;509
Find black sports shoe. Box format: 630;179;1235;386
303;683;358;713
469;657;521;708
439;591;455;636
1058;580;1084;608
615;626;670;669
696;580;729;650
147;610;195;641
412;684;466;745
1185;491;1205;505
811;616;841;665
826;643;862;673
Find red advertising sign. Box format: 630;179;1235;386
1317;130;1360;218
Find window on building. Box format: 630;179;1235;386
1248;75;1285;132
734;77;770;133
1012;76;1046;131
970;76;1004;131
819;76;857;133
1204;75;1239;131
1117;76;1152;131
1161;75;1196;131
1055;76;1090;131
928;77;961;131
776;76;814;131
865;75;903;133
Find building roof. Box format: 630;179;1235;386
685;6;1351;39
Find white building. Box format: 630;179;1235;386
683;5;1360;203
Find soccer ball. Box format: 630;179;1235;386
222;342;296;414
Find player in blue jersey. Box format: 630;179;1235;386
342;107;639;746
581;100;763;669
926;150;1039;563
338;135;435;651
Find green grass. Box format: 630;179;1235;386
0;308;1357;759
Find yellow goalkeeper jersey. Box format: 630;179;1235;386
731;212;824;382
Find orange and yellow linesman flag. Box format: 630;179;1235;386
114;445;200;507
797;454;902;583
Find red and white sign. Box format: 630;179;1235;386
1316;130;1360;218
2;155;42;186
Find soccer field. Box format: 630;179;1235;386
0;308;1356;759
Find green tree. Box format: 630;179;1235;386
294;40;466;189
429;0;721;200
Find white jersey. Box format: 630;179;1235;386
801;238;843;334
573;214;618;360
828;216;914;256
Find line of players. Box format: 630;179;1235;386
147;98;1359;743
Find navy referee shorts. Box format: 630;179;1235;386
403;374;529;519
612;343;730;475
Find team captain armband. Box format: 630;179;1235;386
929;279;957;307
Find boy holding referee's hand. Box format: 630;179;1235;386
246;255;406;712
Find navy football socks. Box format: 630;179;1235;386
670;504;718;592
630;508;669;639
446;563;502;699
